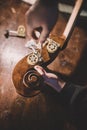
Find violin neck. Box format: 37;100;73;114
63;0;83;40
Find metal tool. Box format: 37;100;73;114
4;25;26;38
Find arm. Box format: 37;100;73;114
34;65;87;130
60;83;87;130
36;0;59;6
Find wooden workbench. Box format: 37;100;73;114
0;0;87;130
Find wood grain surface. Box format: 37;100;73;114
0;0;87;130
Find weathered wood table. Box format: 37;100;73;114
0;0;87;130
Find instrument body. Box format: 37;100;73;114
12;0;84;97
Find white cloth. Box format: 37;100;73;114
25;39;42;52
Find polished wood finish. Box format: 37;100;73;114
12;0;83;97
0;0;87;130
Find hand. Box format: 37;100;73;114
34;65;66;92
25;1;58;43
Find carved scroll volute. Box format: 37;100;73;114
23;69;44;90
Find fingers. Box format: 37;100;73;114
26;26;39;40
34;65;58;79
34;65;46;75
25;11;35;39
39;27;50;43
26;26;50;45
26;27;33;39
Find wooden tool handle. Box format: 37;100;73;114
63;0;83;40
